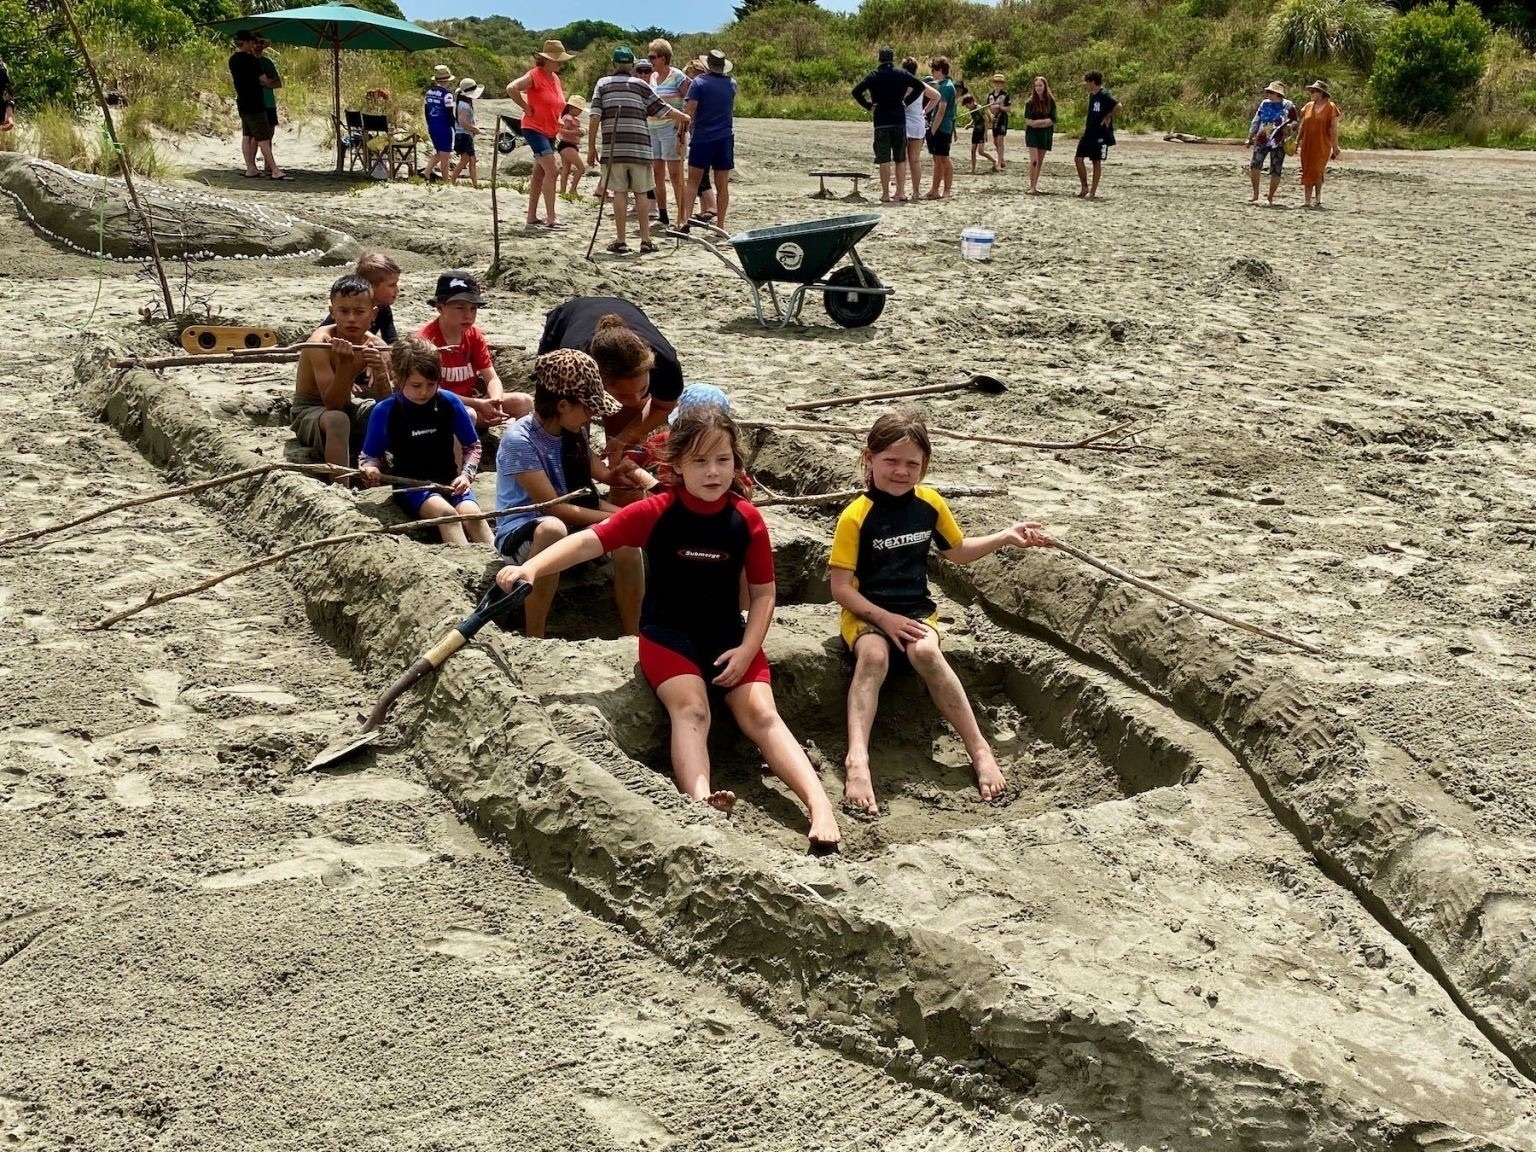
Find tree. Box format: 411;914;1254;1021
0;0;79;108
549;19;627;50
1267;0;1396;68
732;0;818;25
1370;0;1492;118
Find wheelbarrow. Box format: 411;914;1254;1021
672;213;892;329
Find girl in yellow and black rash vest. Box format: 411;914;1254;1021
829;411;1052;816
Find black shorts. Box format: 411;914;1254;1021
267;107;279;128
556;140;579;153
926;130;953;157
873;124;905;165
454;132;475;156
971;128;986;145
1076;137;1109;162
1250;144;1284;175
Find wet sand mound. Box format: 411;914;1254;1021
75;346;1536;1152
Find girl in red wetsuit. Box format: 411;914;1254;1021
495;407;841;853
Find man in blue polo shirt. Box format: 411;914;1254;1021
852;47;926;204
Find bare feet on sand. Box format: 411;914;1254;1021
842;758;879;816
808;807;841;855
705;790;736;816
972;750;1008;801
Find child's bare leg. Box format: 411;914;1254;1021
458;499;493;545
1089;160;1102;198
905;630;1006;800
995;134;1005;168
317;410;352;476
521;517;567;637
844;633;890;814
656;675;732;813
468;155;479;190
725;682;840;850
969;144;978;174
610;544;643;635
414;493;463;542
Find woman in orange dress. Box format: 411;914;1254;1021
1296;79;1341;208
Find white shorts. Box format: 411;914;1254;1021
649;124;680;162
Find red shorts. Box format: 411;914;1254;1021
638;628;771;693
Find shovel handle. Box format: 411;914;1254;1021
786;378;980;411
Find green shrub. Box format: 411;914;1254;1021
1370;1;1491;119
961;39;998;78
0;0;81;109
1267;0;1395;68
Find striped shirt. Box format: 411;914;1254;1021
650;66;688;127
588;74;669;164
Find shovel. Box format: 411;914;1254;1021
786;373;1008;413
304;579;533;772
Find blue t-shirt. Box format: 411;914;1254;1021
936;78;957;135
688;72;736;144
494;414;585;543
424;84;455;128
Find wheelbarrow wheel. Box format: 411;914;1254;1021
822;267;886;328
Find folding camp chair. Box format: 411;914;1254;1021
338;109;367;173
363;112;419;180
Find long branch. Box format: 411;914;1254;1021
1050;539;1323;655
754;485;1003;507
110;338;519;372
740;418;1144;453
92;492;584;631
1;463;454;549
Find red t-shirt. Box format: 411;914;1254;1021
419;318;491;398
521;66;566;138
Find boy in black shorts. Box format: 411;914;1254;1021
1074;70;1119;199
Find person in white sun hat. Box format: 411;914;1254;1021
1246;80;1297;206
450;77;484;188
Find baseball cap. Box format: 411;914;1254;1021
432;270;485;305
669;383;731;424
612;45;635;64
233;29;257;42
534;349;621;417
878;46;895;63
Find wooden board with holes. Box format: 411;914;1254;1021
179;326;280;354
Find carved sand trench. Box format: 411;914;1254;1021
78;347;1536;1151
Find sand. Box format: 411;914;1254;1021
3;115;1536;1150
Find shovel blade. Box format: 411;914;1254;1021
970;373;1009;394
303;726;381;773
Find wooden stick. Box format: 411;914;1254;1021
109;341;393;371
740;418;1144;453
92;492;585;630
58;0;175;320
1;463;455;549
1049;539;1323;655
787;378;991;411
754;485;1004;508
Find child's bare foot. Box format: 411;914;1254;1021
972;749;1008;801
808;807;841;854
842;758;879;816
1248;195;1259;204
1077;187;1088;198
705;790;736;816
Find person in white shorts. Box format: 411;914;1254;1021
901;57;939;204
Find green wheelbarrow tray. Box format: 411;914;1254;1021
671;213;893;329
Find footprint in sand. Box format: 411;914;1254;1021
198;836;430;891
575;1093;678;1149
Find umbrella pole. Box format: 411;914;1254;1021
332;42;343;173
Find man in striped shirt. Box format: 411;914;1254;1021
587;45;690;256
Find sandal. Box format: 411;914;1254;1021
698;210;717;222
606;241;631;254
639;240;659;254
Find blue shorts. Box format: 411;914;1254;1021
428;122;453;154
395;487;474;516
522;129;555;157
688;134;734;172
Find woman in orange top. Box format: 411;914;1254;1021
507;39;575;230
1296;79;1341;209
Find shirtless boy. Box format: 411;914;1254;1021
292;274;391;477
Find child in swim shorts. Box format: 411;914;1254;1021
358;336;492;546
830;411;1052;815
495;406;841;853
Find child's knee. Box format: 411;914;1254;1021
906;631;944;670
318;409;349;438
732;691;778;736
531;517;567;546
853;635;890;676
668;691;711;731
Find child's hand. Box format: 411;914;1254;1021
878;612;930;652
363;346;387;374
1004;521;1052;549
712;645;757;688
495;565;531;593
330;336;355;356
450;474;472;496
359;464;382;486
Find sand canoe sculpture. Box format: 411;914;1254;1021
0;153;359;264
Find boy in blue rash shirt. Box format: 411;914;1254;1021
830;412;1052;815
358;336;491;546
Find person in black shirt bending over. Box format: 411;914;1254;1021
852;47;926;204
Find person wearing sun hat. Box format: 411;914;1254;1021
422;64;457;184
984;71;1011;170
681;49;738;230
1246;79;1297;206
508;39;577;230
449;77;485;188
492;347;643;639
587;46;690;255
1296;79;1341;209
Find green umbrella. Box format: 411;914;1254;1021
205;2;460;172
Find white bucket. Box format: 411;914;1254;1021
960;227;995;261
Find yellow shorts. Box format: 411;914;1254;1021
840;609;939;651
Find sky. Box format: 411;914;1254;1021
399;0;860;37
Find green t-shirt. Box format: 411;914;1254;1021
260;57;278;110
937;78;957;134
